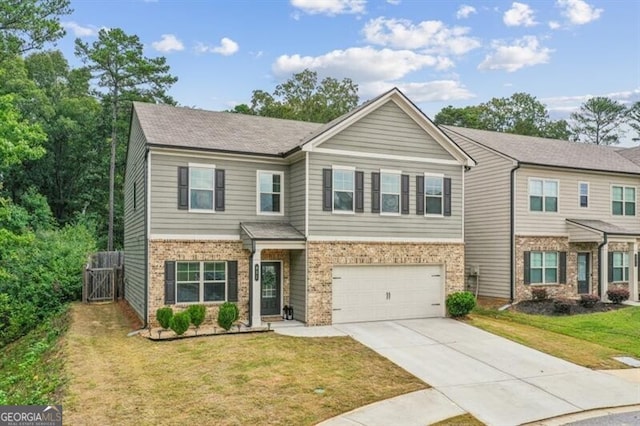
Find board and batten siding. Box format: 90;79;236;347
320;101;454;160
307;152;463;239
515;166;640;235
289;250;306;321
149;153;291;236
287;159;305;234
450;134;514;299
123;111;148;320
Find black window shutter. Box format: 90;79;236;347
371;172;380;213
355;171;364;213
524;251;531;285
227;261;238;302
608;252;614;282
401;174;410;214
178;167;189;210
215;169;225;211
322;169;332;211
559;252;566;284
164;261;176;304
443;177;452;217
416;175;424;215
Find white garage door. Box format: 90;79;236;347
332;264;444;324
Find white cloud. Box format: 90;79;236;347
290;0;366;16
62;21;98;37
548;21;561;29
360;80;475;102
151;34;184;53
557;0;603;25
456;5;477;19
543;88;640;112
503;2;537;27
195;37;239;56
478;36;552;72
362;17;481;55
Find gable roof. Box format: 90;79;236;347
442;126;640;175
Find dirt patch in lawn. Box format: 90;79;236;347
62;303;426;425
512;300;629;316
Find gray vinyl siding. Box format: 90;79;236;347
149;153;288;235
290;249;306;321
288;158;305;234
515;167;640;235
451;134;514;299
320;101;453;160
308;152;463;239
123;112;147;320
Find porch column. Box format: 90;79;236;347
600;242;609;301
630;242;639;302
251;249;262;327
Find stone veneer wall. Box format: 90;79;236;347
305;242;465;326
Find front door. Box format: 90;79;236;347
261;262;281;316
577;253;590;294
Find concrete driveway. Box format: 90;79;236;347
328;319;640;425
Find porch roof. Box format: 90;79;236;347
240;222;306;251
566;219;640;242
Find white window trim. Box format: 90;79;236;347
530;251;559;285
528;177;559;213
612;252;630;282
332;165;355;214
578;181;589;209
611;184;636;216
188;163;216;213
424;172;444;217
175;261;228;304
256;170;285;216
380;169;402;216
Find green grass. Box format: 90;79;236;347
0;307;70;405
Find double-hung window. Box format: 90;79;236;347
425;175;443;215
529;178;558;212
381;171;401;214
579;182;589;208
529;252;558;284
176;261;226;303
612;186;636;216
258;171;283;214
333;167;354;212
190;166;215;211
612;252;629;282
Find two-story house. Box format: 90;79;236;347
124;88;476;327
445;126;640;303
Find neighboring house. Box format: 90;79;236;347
444;126;640;303
124;88;476;327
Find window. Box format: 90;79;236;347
381;171;401;214
612;186;636;216
333;168;354;212
258;171;283;214
612;252;629;282
529;179;558;212
176;261;226;303
529;252;558;284
424;175;443;215
579;182;589;208
190;166;215;210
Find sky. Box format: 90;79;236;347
54;0;640;142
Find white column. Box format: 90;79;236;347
600;242;609;301
251;249;262;327
630;242;639;302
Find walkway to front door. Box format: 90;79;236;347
261;262;281;316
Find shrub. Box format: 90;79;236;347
187;304;206;328
531;288;548;301
553;298;573;314
445;291;476;317
156;307;173;329
170;311;191;336
579;294;600;308
217;302;239;331
607;288;630;304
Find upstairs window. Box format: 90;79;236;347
381;171;401;214
190;166;215;211
612;186;636;216
529;178;558;212
258;171;283;214
333;168;354;212
579;182;589;208
425;175;443;215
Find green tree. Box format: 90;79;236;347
627;101;640;141
248;69;358;123
434;105;485;128
75;28;177;250
569;97;627;145
0;94;46;171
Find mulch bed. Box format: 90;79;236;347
511;299;629;316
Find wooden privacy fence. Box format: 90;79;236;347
83;251;124;303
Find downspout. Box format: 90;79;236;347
597;233;608;297
509;163;521;302
248;240;256;328
143;147;150;328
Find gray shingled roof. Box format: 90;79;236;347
240;222;305;240
442;126;640;175
566;219;640;236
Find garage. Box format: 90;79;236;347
331;264;444;324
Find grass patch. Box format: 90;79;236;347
432;413;485;426
0;307;70;405
63;303;426;425
468;306;640;369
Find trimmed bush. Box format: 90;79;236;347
170;311;191;336
579;294;599;308
531;288;548;301
553;298;573;314
156;307;173;329
217;302;239;331
445;291;476;317
607;288;630;304
187;304;206;328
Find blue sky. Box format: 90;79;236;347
56;0;639;137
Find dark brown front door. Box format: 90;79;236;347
261;262;281;315
577;253;590;294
